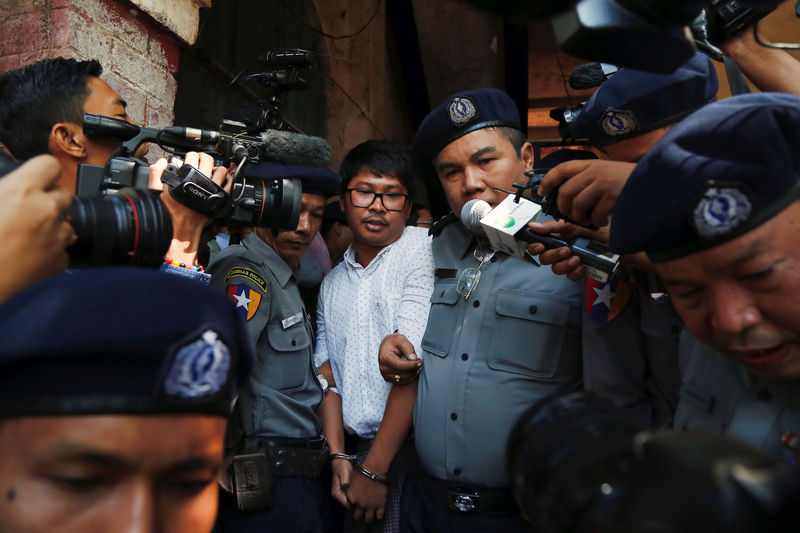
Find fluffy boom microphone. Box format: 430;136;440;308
255;129;332;166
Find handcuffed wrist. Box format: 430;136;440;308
355;462;388;483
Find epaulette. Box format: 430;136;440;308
428;212;458;236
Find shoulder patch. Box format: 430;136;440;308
225;267;268;292
585;272;633;324
163;330;230;399
227;285;263;321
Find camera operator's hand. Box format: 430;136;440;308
537;160;636;228
721;28;800;97
378;333;421;385
0;155;75;303
526;220;610;281
148;151;231;266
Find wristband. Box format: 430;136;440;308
355;462;388;483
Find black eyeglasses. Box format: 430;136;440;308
346;188;409;211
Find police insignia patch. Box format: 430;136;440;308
585;273;633;324
691;183;752;239
224;267;268;293
600;107;638;137
227;285;262;321
163;330;230;399
448;96;478;126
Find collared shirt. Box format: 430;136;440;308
208;233;323;439
314;226;434;438
415;220;583;488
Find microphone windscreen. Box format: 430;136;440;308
568;63;607;90
257;130;332;166
460;199;492;232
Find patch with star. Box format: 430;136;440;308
227;284;263;321
585;272;633;323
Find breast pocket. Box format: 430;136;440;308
420;282;460;358
488;289;576;379
263;321;312;391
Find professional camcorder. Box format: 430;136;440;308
508;392;800;532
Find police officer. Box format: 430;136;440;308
531;52;719;428
208;163;340;533
379;88;583;531
0;267;251;533
610;92;800;464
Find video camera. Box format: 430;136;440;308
508;391;800;532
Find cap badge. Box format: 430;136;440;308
600;108;638;137
448;97;477;126
164;330;230;399
692;184;752;239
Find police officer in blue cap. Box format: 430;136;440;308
208;163;340;533
530;52;719;429
610;92;800;464
378;88;583;531
0;267;251;533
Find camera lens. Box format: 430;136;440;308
222;176;301;230
507;392;644;533
65;188;172;267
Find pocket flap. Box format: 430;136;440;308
495;289;568;326
267;323;310;352
430;283;460;305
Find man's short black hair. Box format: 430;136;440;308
0;57;102;160
495;126;527;157
339;140;416;198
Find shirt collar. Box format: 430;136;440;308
242;233;295;287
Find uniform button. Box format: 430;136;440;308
671;325;681;335
758;390;772;402
473;300;480;308
454;468;461;475
450;412;458;420
529;305;538;315
291;340;297;346
461;353;469;361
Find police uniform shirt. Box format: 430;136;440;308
208;232;323;439
582;269;683;428
415;220;583;488
675;336;800;464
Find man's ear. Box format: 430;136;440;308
49;122;87;158
520;141;535;171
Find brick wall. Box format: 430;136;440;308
0;0;184;129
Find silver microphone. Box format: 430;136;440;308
460;199;492;231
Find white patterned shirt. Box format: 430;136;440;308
314;226;434;438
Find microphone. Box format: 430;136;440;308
163;126;220;143
255;129;331;166
461;198;620;282
568;62;619;90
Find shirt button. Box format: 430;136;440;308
461;353;469;361
671;325;681;335
291;340;297;346
454;468;461;475
473;300;480;308
758;390;772;402
450;412;458;420
529;305;538;315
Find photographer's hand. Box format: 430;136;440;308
721;28;800;97
537;160;636;228
0;155;74;303
148;151;231;266
526;220;609;281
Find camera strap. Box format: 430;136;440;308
162;163;230;217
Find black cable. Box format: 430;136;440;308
278;0;382;40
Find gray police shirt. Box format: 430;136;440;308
414;221;583;488
208;232;323;439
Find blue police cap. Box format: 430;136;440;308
412;88;522;178
610;92;800;262
570;52;718;146
0;267;253;418
246;162;341;198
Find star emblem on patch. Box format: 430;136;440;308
585;272;633;323
227;285;262;321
